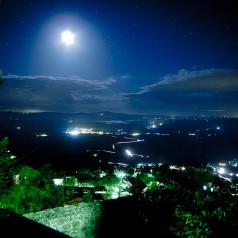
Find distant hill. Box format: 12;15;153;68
0;110;170;121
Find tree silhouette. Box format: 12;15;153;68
0;70;3;85
0;137;15;192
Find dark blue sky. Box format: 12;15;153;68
0;0;238;116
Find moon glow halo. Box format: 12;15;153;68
61;30;75;46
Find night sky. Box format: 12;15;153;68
0;0;238;117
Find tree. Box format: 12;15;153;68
182;166;215;190
97;173;120;195
0;137;15;191
1;165;70;214
76;168;95;184
0;69;3;85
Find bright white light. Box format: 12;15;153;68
218;167;225;174
66;129;80;135
118;172;126;178
125;149;133;157
37;133;48;137
131;133;140;136
169;165;177;170
61;30;75;46
53;178;63;186
69;130;80;135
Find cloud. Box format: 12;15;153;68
139;68;238;93
3;74;116;90
125;68;238;116
0;74;130;113
1;70;238;116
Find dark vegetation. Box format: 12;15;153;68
1;137;238;237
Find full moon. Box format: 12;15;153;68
61;30;75;46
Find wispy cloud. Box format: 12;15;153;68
124;68;238;116
1;70;238;116
3;74;117;90
0;74;131;113
138;68;238;93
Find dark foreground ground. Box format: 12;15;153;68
0;209;69;238
0;198;175;238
